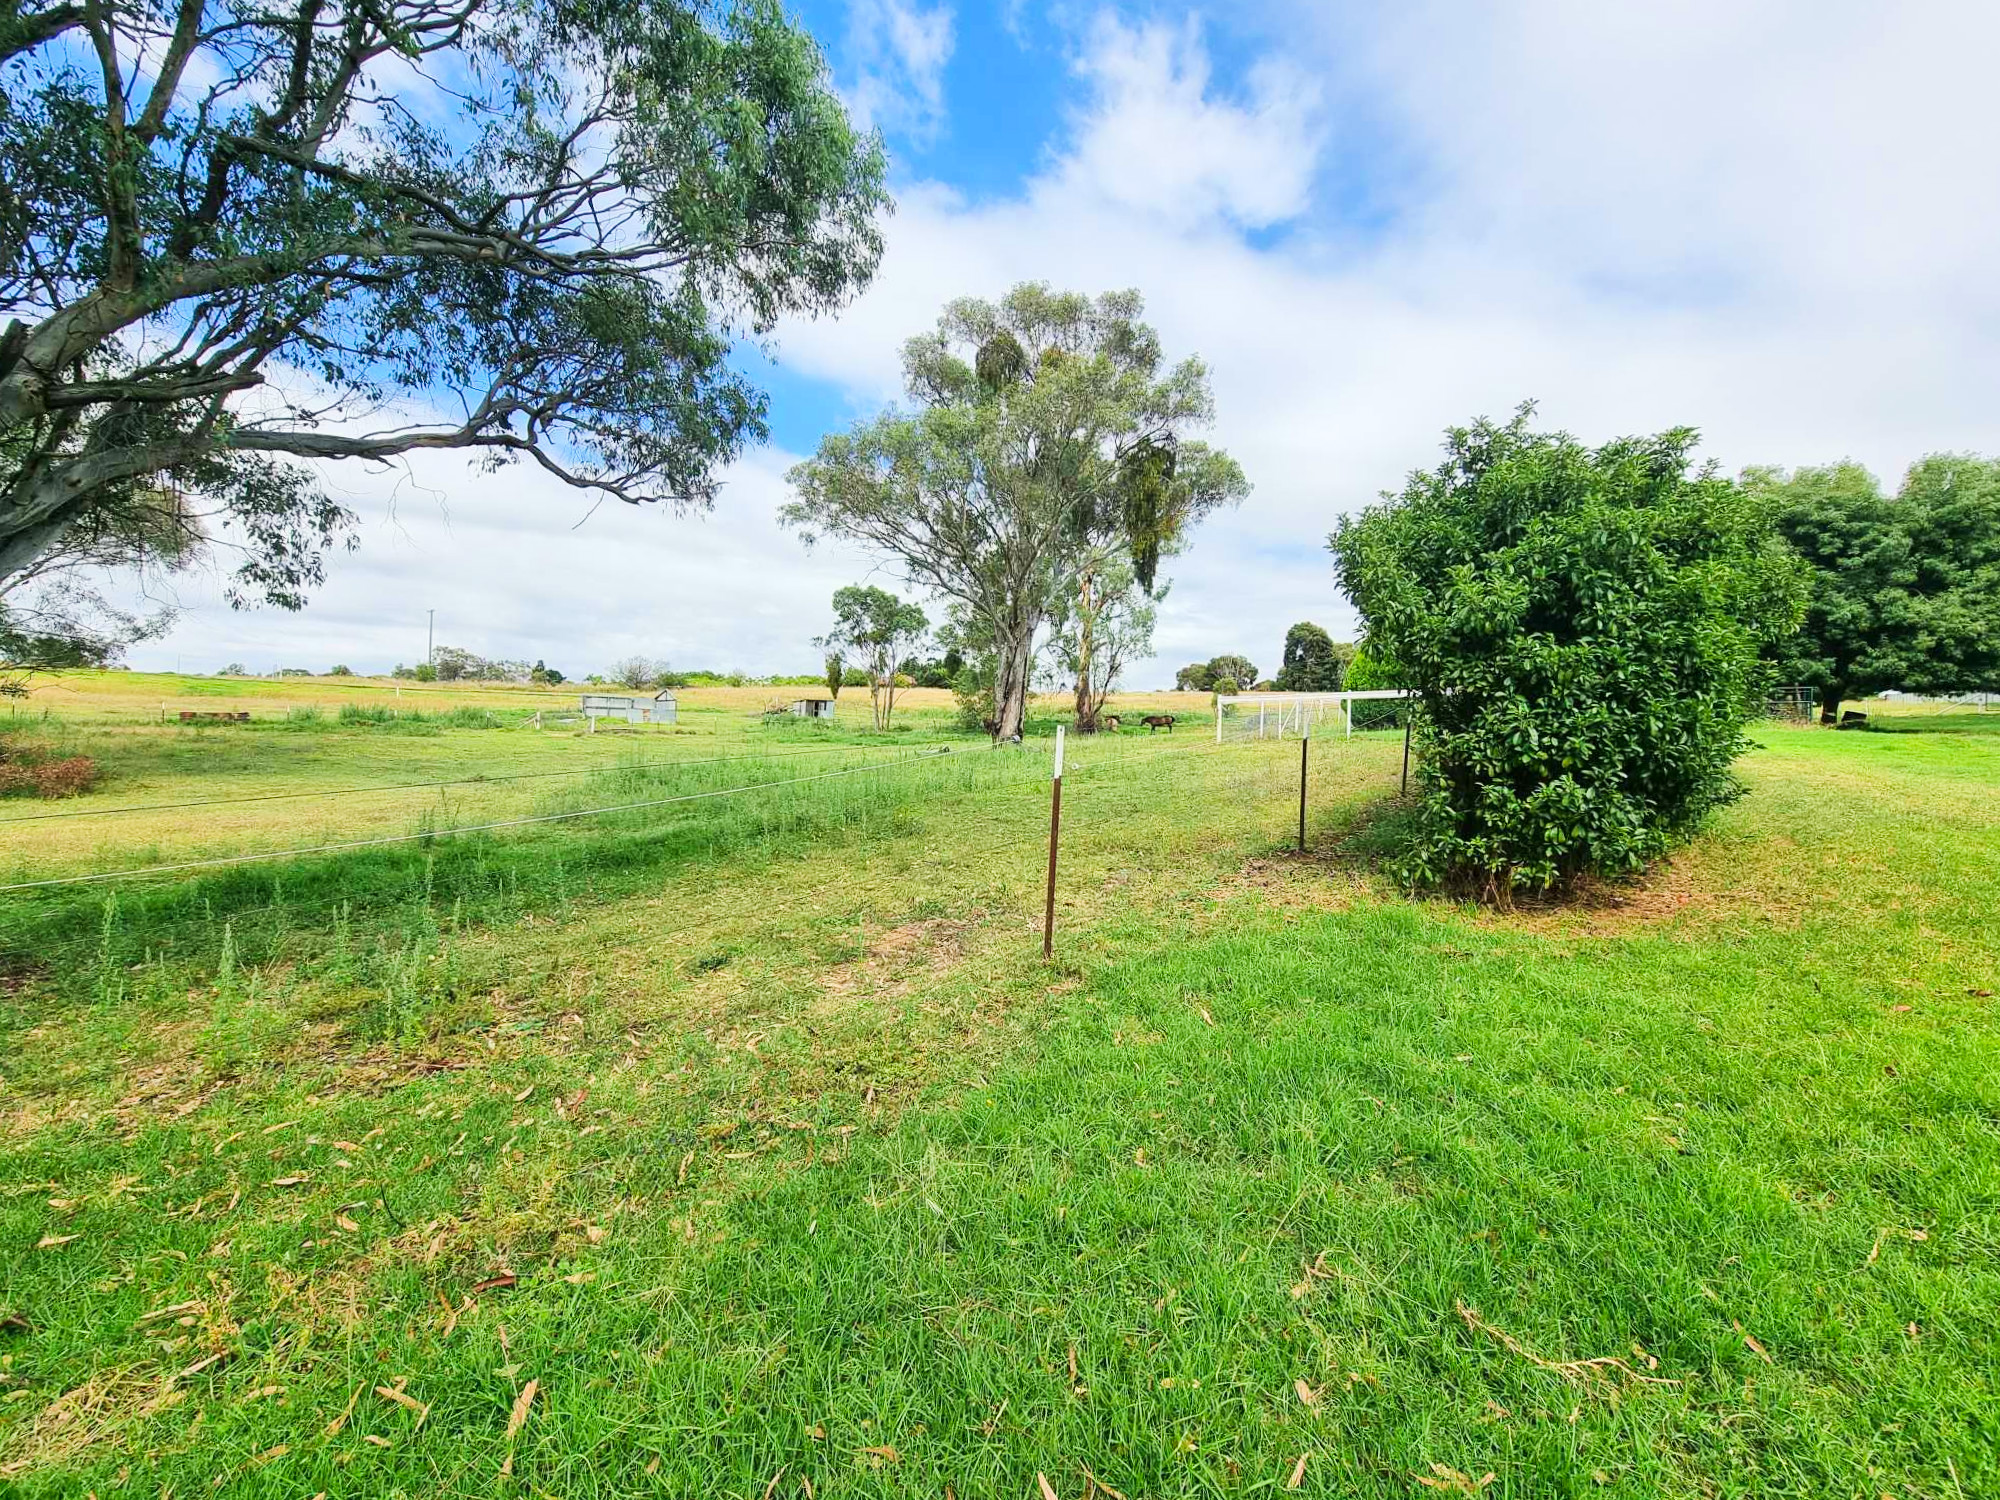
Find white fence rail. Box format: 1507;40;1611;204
1214;689;1411;742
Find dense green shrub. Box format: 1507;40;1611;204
1342;646;1406;729
1332;409;1805;895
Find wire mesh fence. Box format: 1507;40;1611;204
1214;690;1412;741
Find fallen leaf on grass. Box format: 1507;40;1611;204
34;1233;78;1250
506;1379;538;1439
761;1466;788;1500
1082;1467;1127;1500
269;1175;308;1188
562;1271;595;1285
468;1274;517;1295
514;1084;534;1103
1037;1473;1059;1500
1457;1303;1679;1391
857;1445;898;1465
1294;1378;1319;1408
1732;1322;1773;1364
375;1383;429;1426
363;1434;390;1448
324;1385;362;1436
1288;1453;1309;1489
334;1214;360;1233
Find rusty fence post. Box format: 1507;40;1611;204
1297;714;1311;853
1042;725;1065;961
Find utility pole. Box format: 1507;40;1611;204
427;609;435;666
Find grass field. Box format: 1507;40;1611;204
1;673;1995;1497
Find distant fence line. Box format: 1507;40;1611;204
1214;690;1412;742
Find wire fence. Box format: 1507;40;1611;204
0;729;1396;995
0;738;934;826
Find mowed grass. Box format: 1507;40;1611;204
0;679;1994;1497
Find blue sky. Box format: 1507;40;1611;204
120;0;2000;685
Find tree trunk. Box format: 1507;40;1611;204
1073;568;1097;731
1819;686;1844;725
992;626;1034;740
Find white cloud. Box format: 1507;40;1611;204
1050;14;1324;230
843;0;957;142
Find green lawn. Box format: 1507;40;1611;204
0;703;1994;1497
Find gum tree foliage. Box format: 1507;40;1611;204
1333;409;1806;897
610;655;663;690
432;644;525;681
0;467;199;675
1274;622;1346;692
1173;661;1211;692
783;284;1247;740
1047;554;1155;731
818;583;925;730
0;0;888;659
1205;653;1256;692
1742;458;2000;721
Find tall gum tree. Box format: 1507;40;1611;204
782;283;1247;740
0;0;888;644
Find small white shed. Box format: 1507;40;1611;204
789;697;836;719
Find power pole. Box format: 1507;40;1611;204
426;609;435;666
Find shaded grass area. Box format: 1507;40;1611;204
0;727;1994;1495
1863;712;2000;737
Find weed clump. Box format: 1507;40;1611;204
0;737;100;798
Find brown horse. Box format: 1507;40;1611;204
1140;714;1176;732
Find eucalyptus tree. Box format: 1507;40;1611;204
0;0;888;657
1047;554;1156;731
783;284;1247;740
819;583;925;730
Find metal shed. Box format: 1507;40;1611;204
580;691;676;728
789;697;836;719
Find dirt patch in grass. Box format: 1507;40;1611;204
816;916;973;1002
1226;852;1371;913
1483;849;1796;938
